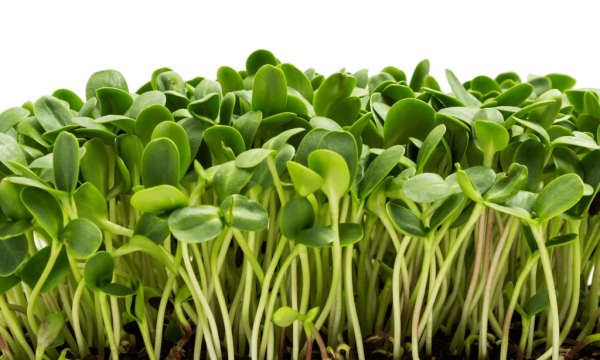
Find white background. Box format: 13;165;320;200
1;0;599;109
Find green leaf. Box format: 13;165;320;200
53;131;80;196
528;90;562;130
0;107;30;134
233;110;262;150
130;185;188;213
141;138;180;188
0;178;31;220
0;220;32;240
81;138;109;196
505;281;527;318
151;121;191;180
128;91;166;120
546;74;576;92
457;168;483;203
281;63;313;103
93;115;136;134
156;71;186;94
219;195;268;231
133;212;171;245
338;223;363;247
546;233;577;249
73;183;109;229
387;202;428;238
445;69;481;107
317;131;358;187
296;129;330;167
494;83;533;106
135;104;175;146
308;149;351;204
251;65;287;117
384;99;436;147
474;120;509;157
314;72;357;118
271;306;300;328
445;166;496;194
295;226;336;248
213;161;254;201
310;116;343;131
111;235;175;274
169;206;224;243
552;147;584;178
33;96;74;132
59;219;102;259
84;251;135;297
523;291;551;318
513;139;545;192
246;49;278;76
203;125;246;164
188;93;221;123
280;197;315;239
534;174;584;223
21;187;63;239
22;246;69;293
235;149;276;168
409;59;430;92
38;312;64;350
286;162;324;197
358;145;404;201
484;163;528;203
417;124;446;173
0;235;27;276
96;87;133;116
0;133;27;173
263;128;305;153
403;173;455;203
430;193;465;229
552;132;600;150
0;274;21;295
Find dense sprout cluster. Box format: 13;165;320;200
1;49;600;360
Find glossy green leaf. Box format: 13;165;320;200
513;139;545;192
169;206;224;243
136;104;174;146
203;125;246;163
286;161;324;197
0;179;31;220
546;233;577;248
131;185;188;213
528;90;562;130
33;96;74;132
387;202;428;238
358;145;404;201
251;65;287;117
338;223;363;247
0;274;21;295
404;173;454;203
233;110;262;150
127;91;166;120
280;197;315;239
0;107;30;134
308;149;350;204
417;124;445;173
21;187;63;238
523;291;551;318
494;83;533;107
552;147;584;178
133;212;171;245
213;161;254;201
534;174;584;223
53;131;79;196
484;163;528;203
235;149;276;168
409;59;430;92
0;220;32;240
81;138;109;196
246;49;278;76
314;72;357;118
296;128;330;167
59;218;102;259
141;138;180;188
96;87;133;116
384;99;436;147
271;306;300;327
429;193;464;229
546;74;576;92
151;121;191;179
317;131;358;187
263;128;305;153
445;69;481;107
220;194;268;231
295;226;336;248
0;133;27;173
22;246;69;293
281;63;313;103
84;251;135;297
156;71;186;94
0;235;27;276
474;120;509;158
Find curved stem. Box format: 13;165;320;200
27;241;63;335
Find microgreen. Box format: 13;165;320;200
0;50;597;360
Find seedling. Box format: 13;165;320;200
0;49;599;360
